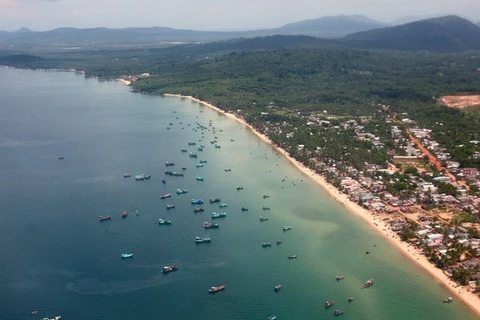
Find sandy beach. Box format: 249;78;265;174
163;93;480;316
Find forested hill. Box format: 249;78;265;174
343;15;480;52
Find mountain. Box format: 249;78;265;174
275;15;387;37
344;15;480;52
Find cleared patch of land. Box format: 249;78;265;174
441;95;480;109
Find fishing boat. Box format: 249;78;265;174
135;174;150;181
189;152;198;158
362;278;375;288
176;189;188;194
443;297;454;303
171;172;184;177
196;163;204;168
200;160;208;163
263;195;270;199
193;207;205;213
195;237;212;243
166;204;176;210
197;146;204;151
336;275;344;281
211;212;226;219
274;284;282;292
191;198;204;205
282;225;292;231
276;240;282;245
208;285;226;293
121;253;133;259
58;156;65;160
158;219;172;225
203;222;219;229
262;207;270;210
188;142;196;146
241;207;249;211
165;162;175;166
214;144;221;148
348;297;354;302
162;265;179;274
262;242;272;248
160;193;172;199
224;168;232;172
182;167;187;170
288;254;297;259
219;203;228;208
236;186;243;190
267;316;277;320
324;300;335;307
165;171;173;175
181;149;187;152
334;309;344;316
121;211;128;218
123;173;131;178
209;198;221;203
260;216;269;221
99;215;111;222
40;316;62;320
195;175;204;181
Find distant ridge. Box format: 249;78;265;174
344;15;480;52
275;15;387;36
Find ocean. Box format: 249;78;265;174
0;66;477;320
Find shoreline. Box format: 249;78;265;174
163;93;480;316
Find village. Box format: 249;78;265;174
254;104;480;294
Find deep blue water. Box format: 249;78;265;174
0;67;478;320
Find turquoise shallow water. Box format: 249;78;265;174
0;67;478;320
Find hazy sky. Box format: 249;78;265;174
1;0;479;31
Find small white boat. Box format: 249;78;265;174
121;253;133;259
443;297;453;303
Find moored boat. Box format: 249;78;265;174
288;254;297;259
176;189;188;194
282;225;292;231
200;160;208;163
188;142;196;146
236;186;243;190
211;212;227;219
224;168;232;172
203;222;219;229
158;219;172;225
191;198;204;205
189;152;198;158
195;175;204;181
267;316;277;320
165;162;175;166
260;216;269;221
262;242;272;248
99;215;111;222
219;203;227;208
241;207;249;211
336;275;344;281
123;173;131;178
166;204;176;210
193;207;205;213
362;278;375;288
162;265;179;274
274;284;282;292
348;297;354;302
262;207;270;210
324;300;335;307
443;297;454;303
172;172;184;177
135;174;151;181
334;309;344;316
195;236;212;243
160;193;172;199
196;163;204;168
208;285;226;293
263;194;270;198
276;240;282;245
121;211;128;218
209;198;221;203
181;148;187;152
121;253;133;259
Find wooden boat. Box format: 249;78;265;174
208;285;226;293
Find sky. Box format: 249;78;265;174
0;0;479;31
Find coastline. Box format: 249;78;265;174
163;93;480;316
